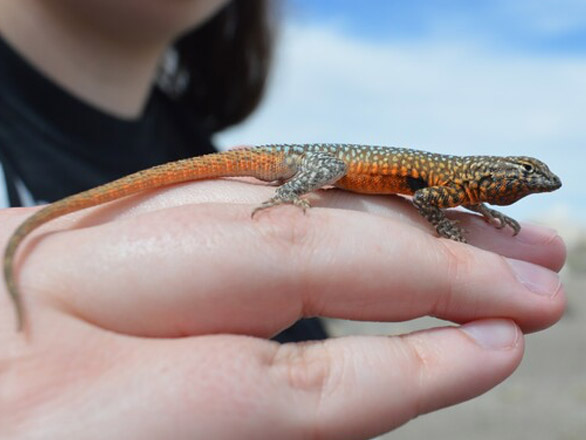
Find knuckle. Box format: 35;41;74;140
254;205;315;250
431;240;477;317
252;207;338;316
397;333;437;416
400;333;436;377
273;342;334;394
253;206;335;261
271;342;337;438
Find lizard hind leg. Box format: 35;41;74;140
252;151;347;217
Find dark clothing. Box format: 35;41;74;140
0;37;215;205
0;36;327;342
272;317;328;343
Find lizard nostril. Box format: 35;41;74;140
551;175;562;188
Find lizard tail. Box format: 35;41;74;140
4;147;287;331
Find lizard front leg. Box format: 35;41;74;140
464;203;521;235
253;152;348;216
412;186;468;242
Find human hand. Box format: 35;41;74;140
0;179;565;439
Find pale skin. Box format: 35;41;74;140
0;1;567;439
0;182;566;438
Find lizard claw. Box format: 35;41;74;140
251;197;311;218
251;200;275;218
485;209;520;235
466;204;521;236
292;198;311;213
503;216;520;235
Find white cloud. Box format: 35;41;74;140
216;23;586;221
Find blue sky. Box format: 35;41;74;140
288;0;586;54
218;1;586;226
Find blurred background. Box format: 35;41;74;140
218;1;585;438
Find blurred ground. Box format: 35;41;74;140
324;222;586;440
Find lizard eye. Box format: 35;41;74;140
522;163;534;173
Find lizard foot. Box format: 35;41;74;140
251;197;311;218
485;210;520;235
436;219;468;243
466;204;521;236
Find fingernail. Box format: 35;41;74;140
461;319;520;350
506;258;561;297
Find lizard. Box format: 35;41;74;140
3;143;562;331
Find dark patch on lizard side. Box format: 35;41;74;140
406;176;428;192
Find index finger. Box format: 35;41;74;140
11;188;564;337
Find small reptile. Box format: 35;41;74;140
3;144;561;330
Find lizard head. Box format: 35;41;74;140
472;156;562;206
